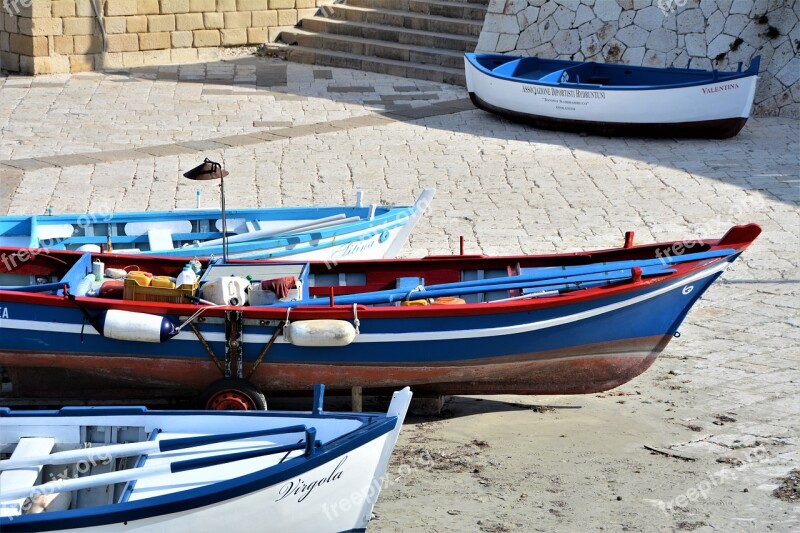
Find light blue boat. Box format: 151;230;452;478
0;190;434;261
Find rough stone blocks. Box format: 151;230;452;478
176;13;205;30
193;29;221;47
53;35;74;54
220;28;247;45
62;17;96;35
69;54;94;72
137;0;160;15
161;0;191;14
277;9;297;26
224;11;251;28
171;31;194;48
269;0;295;9
247;26;268;44
73;34;102;54
106;33;139;52
203;12;225;28
105;0;137;16
190;0;216;11
238;0;268;10
251;10;277;27
104;17;127;34
51;1;76;17
148;15;177;32
139;32;171;50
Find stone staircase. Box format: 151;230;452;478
275;0;489;86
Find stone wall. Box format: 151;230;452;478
478;0;799;117
0;0;329;74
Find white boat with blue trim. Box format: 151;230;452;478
464;53;760;138
0;385;411;532
0;189;434;261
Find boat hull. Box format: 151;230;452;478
0;390;411;532
464;54;758;139
0;261;727;398
0;190;434;261
468;91;749;139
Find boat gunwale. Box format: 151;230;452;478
0;409;399;531
465;53;761;92
0;226;758;320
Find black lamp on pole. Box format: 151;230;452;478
184;158;230;263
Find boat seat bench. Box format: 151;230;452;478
0;437;56;517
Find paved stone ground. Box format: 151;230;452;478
0;56;798;530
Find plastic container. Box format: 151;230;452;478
431;297;466;305
278;280;303;302
400;299;429;306
74;274;96;297
175;265;197;288
126;271;153;287
151;276;175;289
202;276;249;306
123;277;199;303
92;259;104;281
248;285;277;306
105;268;127;280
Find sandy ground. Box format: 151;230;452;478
372;363;797;532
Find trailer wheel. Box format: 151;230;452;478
201;378;267;411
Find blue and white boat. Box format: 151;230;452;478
0;385;412;532
0;225;759;404
0;189;434;261
465;53;760;138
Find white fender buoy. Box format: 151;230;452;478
285;320;356;347
92;309;178;343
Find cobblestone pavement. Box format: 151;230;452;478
1;57;798;530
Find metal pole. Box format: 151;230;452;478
220;175;228;263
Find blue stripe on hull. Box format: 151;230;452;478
0;268;718;366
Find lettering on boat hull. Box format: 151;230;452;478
276;456;347;503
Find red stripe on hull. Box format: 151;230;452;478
0;336;669;399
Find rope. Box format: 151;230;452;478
352;304;360;334
176;305;220;331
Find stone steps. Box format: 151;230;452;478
277;0;488;86
345;0;488;23
280;29;466;69
275;44;466;86
327;5;483;37
298;17;478;52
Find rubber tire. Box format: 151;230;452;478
200;377;268;411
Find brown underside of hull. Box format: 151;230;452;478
0;336;671;400
468;92;748;139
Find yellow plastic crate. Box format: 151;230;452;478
123;278;199;304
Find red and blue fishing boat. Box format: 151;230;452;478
465;53;760;138
0;224;759;407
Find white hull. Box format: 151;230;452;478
56;436;389;532
465;58;758;126
0;389;412;532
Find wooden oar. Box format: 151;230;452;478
0;425;308;471
0;433;318;503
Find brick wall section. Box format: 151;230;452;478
0;0;331;74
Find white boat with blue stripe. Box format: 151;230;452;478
0;189;434;261
0;385;412;532
465;53;760;138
